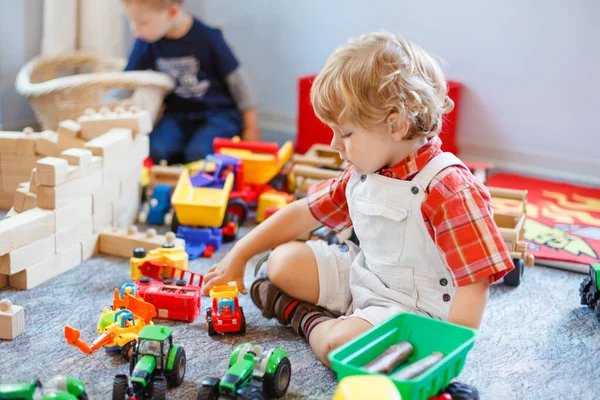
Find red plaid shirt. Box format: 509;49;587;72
307;136;513;287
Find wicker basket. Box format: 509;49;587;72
16;52;174;131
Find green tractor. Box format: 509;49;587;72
0;376;88;400
580;264;600;321
112;325;186;400
197;342;291;400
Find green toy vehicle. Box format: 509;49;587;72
580;263;600;321
0;376;88;400
197;342;291;400
112;325;186;400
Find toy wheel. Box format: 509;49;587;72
153;376;167;400
207;317;216;336
222;213;239;243
133;247;147;259
504;258;524;287
227;198;249;226
139;277;151;284
175;279;187;286
121;340;136;362
77;392;89;400
580;276;593;305
443;381;480;400
164;279;175;285
112;375;128;400
240;315;247;334
595;300;600;322
237;386;265;400
263;356;291;398
197;379;220;400
171;212;180;234
168;347;186;387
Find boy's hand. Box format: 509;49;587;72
202;251;249;295
242;125;261;142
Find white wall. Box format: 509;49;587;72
200;0;600;183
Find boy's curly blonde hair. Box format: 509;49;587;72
311;31;454;139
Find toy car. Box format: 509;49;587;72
64;285;156;361
197;342;291;400
134;260;203;322
139;184;174;226
130;239;189;280
206;285;246;336
0;376;88;400
113;325;186;400
580;263;600;321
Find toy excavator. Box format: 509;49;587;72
64;284;157;361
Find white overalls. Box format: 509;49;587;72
307;153;468;326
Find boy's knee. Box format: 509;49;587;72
266;245;293;285
183;145;210;164
323;325;351;355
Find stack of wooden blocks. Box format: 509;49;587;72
0;106;152;290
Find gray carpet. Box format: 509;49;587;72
1;220;599;400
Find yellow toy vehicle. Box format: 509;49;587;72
130;235;189;280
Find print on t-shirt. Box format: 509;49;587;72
157;56;210;99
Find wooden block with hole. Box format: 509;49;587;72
0;299;24;339
37;169;103;209
9;242;82;290
35;130;60;157
54;194;93;232
0;208;55;256
58;120;81;139
78;106;152;140
0;235;56;275
99;226;184;258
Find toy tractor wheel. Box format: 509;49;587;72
443;381;480;400
77;392;89;400
594;300;600;322
504;258;524;287
580;276;593;306
171;212;180;234
112;375;129;400
226;198;249;226
207;316;216;336
263;356;291;398
153;376;167;400
120;340;136;362
222;213;240;243
168;347;187;387
197;377;220;400
237;386;265;400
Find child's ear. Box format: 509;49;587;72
386;112;410;141
167;3;180;19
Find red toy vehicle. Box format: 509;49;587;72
133;260;204;322
206;285;246;336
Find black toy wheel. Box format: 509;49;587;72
168;347;187;387
504;258;524;287
120;340;136;362
171;212;180;234
595;301;600;322
133;248;147;259
443;381;480;400
207;317;216;336
112;375;128;400
197;378;220;400
240;315;247;334
78;392;89;400
222;213;240;243
263;356;291;398
580;276;593;306
237;386;265;400
175;279;187;286
164;279;175;285
153;376;167;400
139;277;151;284
226;198;249;226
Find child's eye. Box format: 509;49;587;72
341;132;353;139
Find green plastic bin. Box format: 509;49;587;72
328;312;478;400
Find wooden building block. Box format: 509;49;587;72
92;182;119;213
0;208;55;256
57;120;81;139
9;242;81;290
99;226;184;258
0;273;6;288
0;132;20;154
13;187;27;213
57;134;86;153
149;165;183;191
22;192;37;212
36;157;69;187
61;148;92;170
93;204;114;233
81;233;100;260
35;130;60;157
29;169;37;194
78;107;152;140
54;194;93;232
0;300;25;339
113;187;140;229
37;170;103;209
85;129;132;179
64;156;102;183
0;235;56;275
5;208;18;218
1;154;42;192
56;218;93;253
120;165;142;197
0;191;14;209
15;131;39;156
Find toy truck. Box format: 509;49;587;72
206;285;246;336
197;342;291;400
0;376;88;400
113;325;186;400
138;184;174;226
488;187;535;287
134;260;204;322
130;238;189;280
64;286;156;361
580;264;600;321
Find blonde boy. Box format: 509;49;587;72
203;31;513;366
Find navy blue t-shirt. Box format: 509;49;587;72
125;18;239;112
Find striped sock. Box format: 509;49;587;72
301;311;334;340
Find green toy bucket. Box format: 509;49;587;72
328;312;478;400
